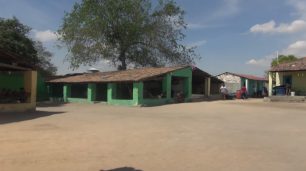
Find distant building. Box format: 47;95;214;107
269;57;306;96
47;66;222;106
216;72;267;96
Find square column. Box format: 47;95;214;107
268;72;273;96
63;84;71;102
87;83;96;102
245;79;249;93
24;71;37;103
205;77;211;96
162;73;172;100
275;72;283;86
184;77;192;99
133;82;143;105
107;83;115;102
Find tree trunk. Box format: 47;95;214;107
118;51;127;70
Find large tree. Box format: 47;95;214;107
0;17;57;76
59;0;198;70
0;17;38;65
271;55;298;67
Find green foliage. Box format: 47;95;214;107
34;41;57;76
0;17;57;76
0;17;38;65
271;55;298;67
59;0;199;70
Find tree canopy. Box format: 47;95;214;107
0;17;38;65
0;17;57;76
59;0;199;70
271;55;298;67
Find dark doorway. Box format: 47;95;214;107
171;76;186;98
96;83;107;101
283;75;292;85
71;84;87;98
49;83;64;98
143;79;164;99
113;83;133;100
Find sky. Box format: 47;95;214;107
1;0;306;76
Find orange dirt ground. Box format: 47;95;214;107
1;99;306;171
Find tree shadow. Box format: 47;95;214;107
100;167;143;171
0;110;64;125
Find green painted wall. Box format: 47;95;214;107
54;67;192;106
36;73;49;101
241;78;266;95
171;67;192;100
107;67;192;106
0;72;24;90
162;73;172;100
62;83;96;103
87;83;96;102
67;97;91;103
63;84;71;102
107;82;141;106
133;82;143;105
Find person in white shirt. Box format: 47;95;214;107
220;83;228;100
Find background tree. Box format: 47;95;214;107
271;55;298;67
0;17;57;76
0;17;38;65
34;41;57;76
59;0;199;70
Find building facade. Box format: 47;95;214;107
0;50;37;112
217;72;267;96
48;66;193;106
269;57;306;96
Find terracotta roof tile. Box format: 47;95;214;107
217;72;267;81
48;66;189;83
270;57;306;72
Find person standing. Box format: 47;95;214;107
241;84;248;99
220;83;228;100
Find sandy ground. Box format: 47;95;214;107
1;99;306;171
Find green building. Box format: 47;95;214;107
0;50;38;112
48;66;196;106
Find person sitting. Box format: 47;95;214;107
241;84;248;99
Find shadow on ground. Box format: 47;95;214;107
37;102;67;108
0;110;64;125
100;167;143;171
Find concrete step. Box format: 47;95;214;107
264;96;306;102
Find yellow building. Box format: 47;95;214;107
269;57;306;96
0;50;37;112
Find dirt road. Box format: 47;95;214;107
1;100;306;171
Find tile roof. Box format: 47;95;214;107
270;57;306;72
48;66;189;83
218;72;267;81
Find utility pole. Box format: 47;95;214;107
276;51;279;64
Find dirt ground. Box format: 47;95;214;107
1;99;306;171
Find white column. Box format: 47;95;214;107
268;72;273;96
245;79;249;93
275;72;283;86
